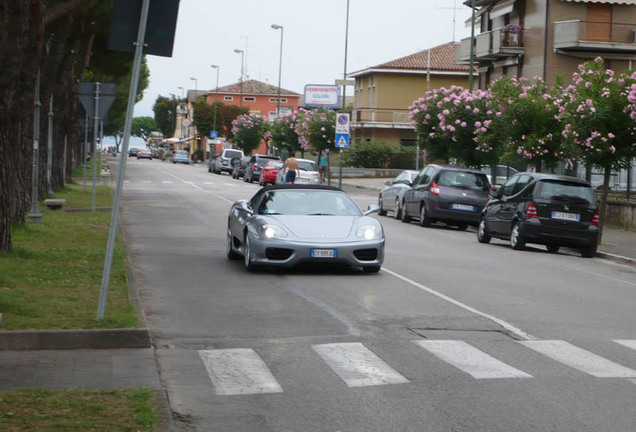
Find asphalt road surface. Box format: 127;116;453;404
116;157;636;432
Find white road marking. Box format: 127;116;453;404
382;267;537;341
204;182;215;185
614;340;636;351
198;349;283;396
223;183;236;187
142;180;152;184
312;342;409;388
414;340;532;379
519;340;636;378
156;168;234;203
161;180;173;184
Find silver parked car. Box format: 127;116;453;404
378;170;419;219
226;184;385;272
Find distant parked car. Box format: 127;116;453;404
259;160;284;186
128;147;140;157
209;148;244;174
232;156;252;179
137;148;153;160
172;150;190;164
401;164;491;230
377;170;419;219
275;158;320;184
244;154;281;183
477;172;599;257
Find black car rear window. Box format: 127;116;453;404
437;171;490;192
225;150;243;159
535;180;595;204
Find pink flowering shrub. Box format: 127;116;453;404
231;113;267;154
294;108;336;153
270;111;303;152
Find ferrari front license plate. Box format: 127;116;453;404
551;211;580;221
311;248;336;258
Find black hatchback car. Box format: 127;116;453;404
401;164;491;230
477;173;599;257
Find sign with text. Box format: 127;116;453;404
304;84;340;108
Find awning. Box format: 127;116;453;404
564;0;636;3
490;0;516;18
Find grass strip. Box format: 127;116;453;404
0;183;138;330
0;388;158;431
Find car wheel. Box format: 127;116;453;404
510;222;526;250
546;244;560;253
394;198;402;220
362;265;381;273
419;204;431;227
244;234;256;271
378;195;387;216
477;218;491;244
401;203;411;223
208;164;212;173
580;244;597;258
247;175;253;183
457;223;469;231
172;160;176;164
226;229;240;260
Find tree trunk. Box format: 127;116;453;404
598;166;612;245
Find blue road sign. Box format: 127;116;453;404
210;131;219;139
335;133;350;148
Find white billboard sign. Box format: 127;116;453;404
304;84;340;108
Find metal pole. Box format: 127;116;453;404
83;112;89;191
97;0;150;320
468;0;476;92
91;82;101;212
211;65;219;133
46;95;55;197
28;68;43;223
63;135;67;187
272;24;284;117
338;0;350;190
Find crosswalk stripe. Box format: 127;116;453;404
414;340;533;379
312;342;409;388
614;340;636;351
519;340;636;378
198;349;283;395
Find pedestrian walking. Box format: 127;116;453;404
319;149;329;183
283;152;299;184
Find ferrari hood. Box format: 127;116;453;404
269;215;359;240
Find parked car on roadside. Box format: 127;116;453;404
275;158;320;184
172;150;190;164
137;148;153;160
480;165;519;187
259;160;284;185
477;172;599;257
244;154;281;183
209;148;245;174
231;156;252;179
128;147;140;157
226;184;384;273
377;170;419;219
401;164;491;230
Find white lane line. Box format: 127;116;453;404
614;340;636;351
312;342;409;388
142;180;152;184
198;349;283;395
156;168;234;203
223;183;236;187
414;340;532;379
161;180;173;184
204;182;215;185
382;268;537;341
519;340;636;378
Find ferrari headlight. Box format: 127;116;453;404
257;224;288;239
356;225;381;240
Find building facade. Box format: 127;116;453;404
347;43;472;146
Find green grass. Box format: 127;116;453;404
0;388;158;431
0;183;137;330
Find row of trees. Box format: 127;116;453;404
409;57;636;240
1;1;150;251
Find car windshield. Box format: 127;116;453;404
257;158;278;166
259;190;362;216
266;161;284;169
536;180;595;204
298;161;318;171
225;150;243;159
176;150;187;156
437;171;490;191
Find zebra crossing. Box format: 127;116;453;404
198;339;636;396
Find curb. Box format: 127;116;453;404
595;251;636;266
0;328;152;351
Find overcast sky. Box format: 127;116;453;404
133;0;474;118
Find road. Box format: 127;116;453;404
117;157;636;432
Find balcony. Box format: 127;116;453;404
455;27;525;64
554;20;636;57
351;108;413;130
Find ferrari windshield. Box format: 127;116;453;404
259;190;362;216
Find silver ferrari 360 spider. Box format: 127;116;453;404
226;184;385;272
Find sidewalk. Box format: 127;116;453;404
339;176;636;265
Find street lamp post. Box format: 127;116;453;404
234;49;245;109
337;0;351;189
468;0;476;91
271;24;284;117
190;77;198;151
211;65;219;133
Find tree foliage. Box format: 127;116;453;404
131;116;157;141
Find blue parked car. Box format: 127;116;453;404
172;150;190;165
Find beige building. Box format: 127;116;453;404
455;0;636;87
347;42;472;146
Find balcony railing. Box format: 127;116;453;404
554;20;636;54
455;27;525;64
351;108;413;129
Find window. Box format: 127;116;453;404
269;98;288;103
500;175;519;196
224;96;233;101
511;174;532;195
244;97;255;102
